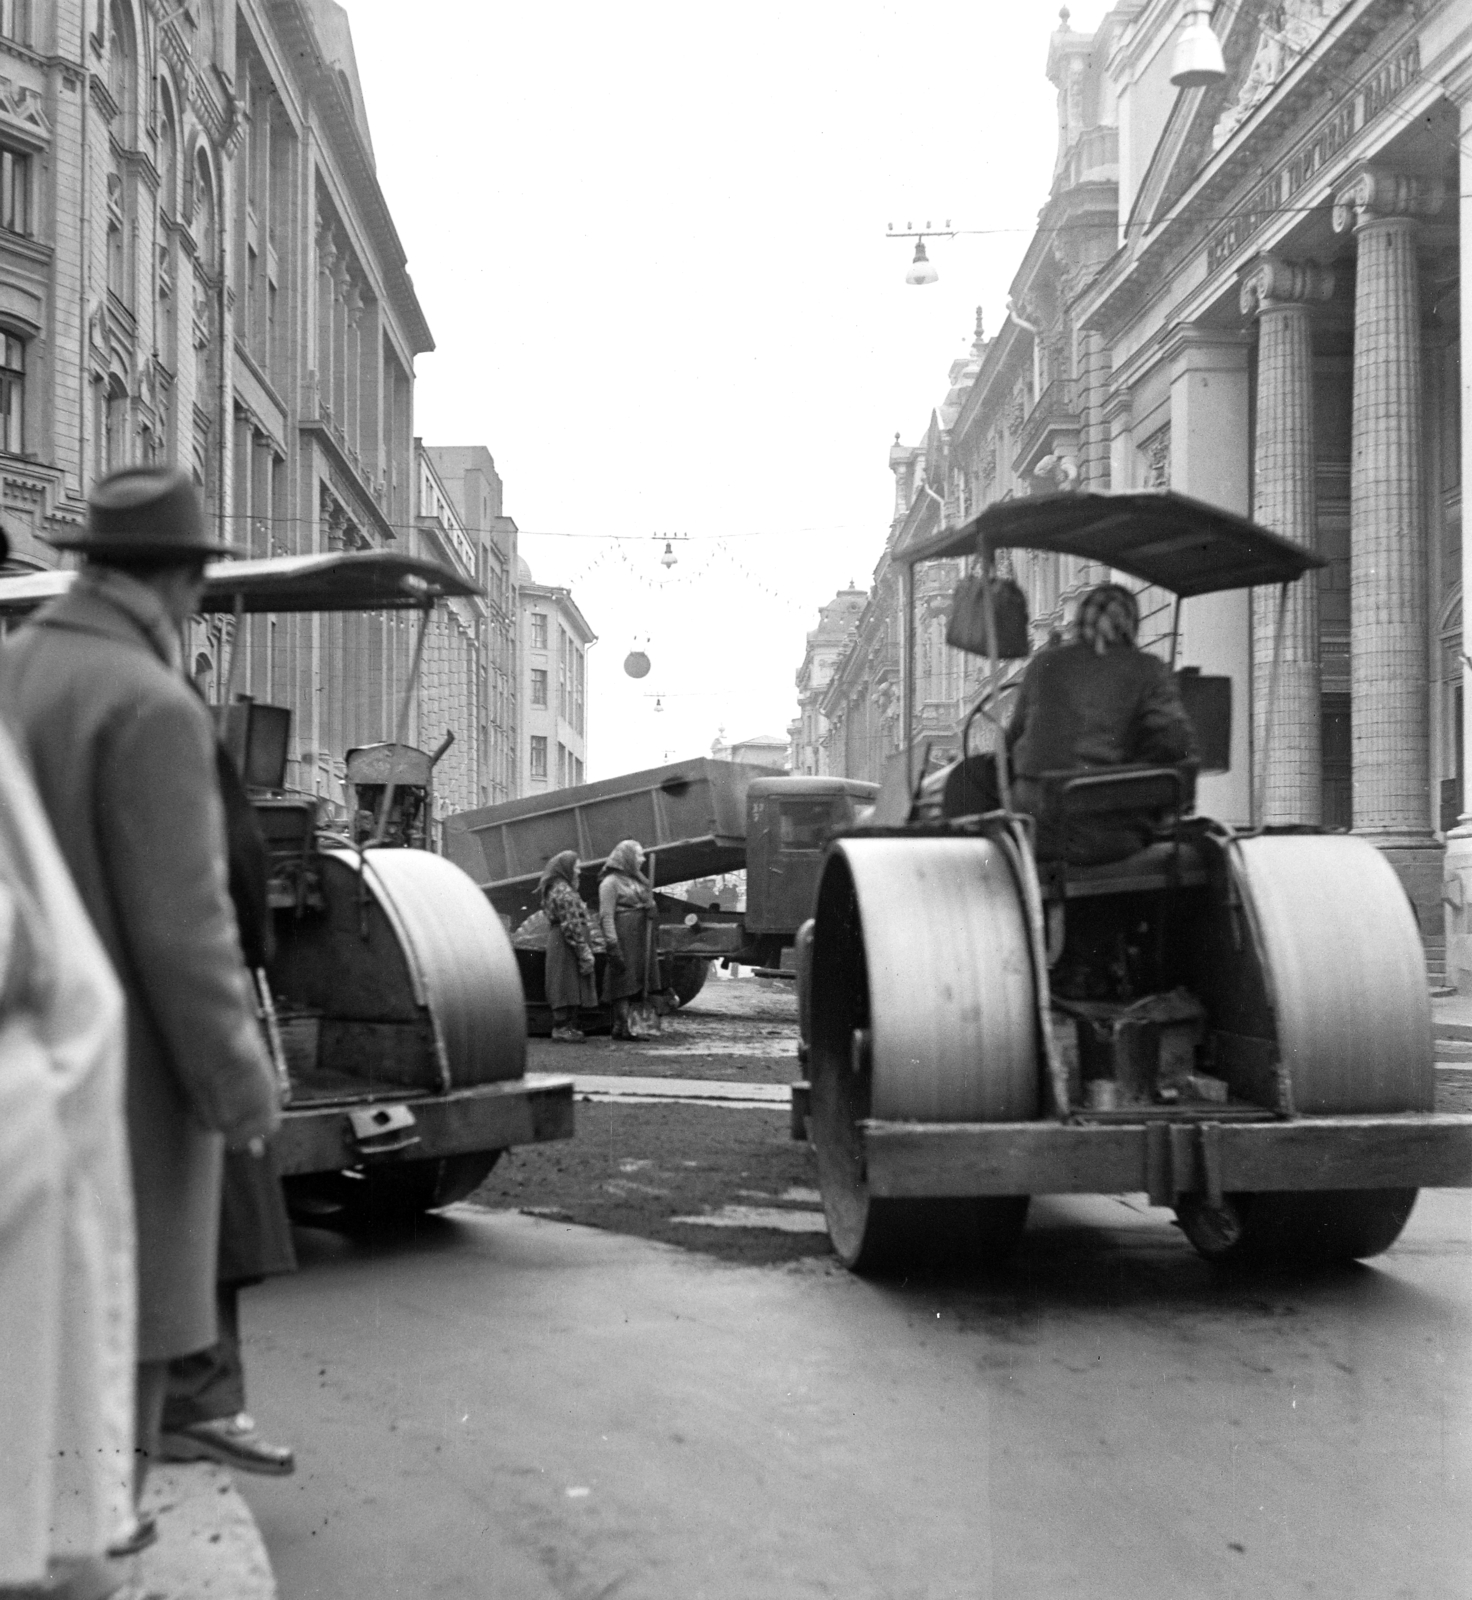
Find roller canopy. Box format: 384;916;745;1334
898;491;1326;598
0;551;482;617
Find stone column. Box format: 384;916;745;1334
1239;254;1334;825
1443;87;1472;988
1332;165;1445;921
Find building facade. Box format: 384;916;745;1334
790;584;867;775
711;730;788;770
422;443;519;807
0;0;435;816
813;0;1472;974
517;560;593;794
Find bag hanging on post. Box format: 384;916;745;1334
946;573;1031;659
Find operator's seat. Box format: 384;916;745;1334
1025;763;1195;871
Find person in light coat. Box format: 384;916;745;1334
0;659;136;1590
0;467;280;1527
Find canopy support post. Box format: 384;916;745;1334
1253;581;1291;830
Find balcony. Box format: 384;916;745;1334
1011;377;1080;480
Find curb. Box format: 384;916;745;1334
134;1463;275;1599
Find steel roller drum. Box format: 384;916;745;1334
1230;835;1432;1114
835;836;1039;1122
322;848;527;1087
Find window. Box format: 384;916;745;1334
529;735;547;779
778;799;838;852
530;611;548;651
0;332;22;455
0;0;30;44
573;756;583;786
0;147;29;236
574;648;585;736
556;742;566;787
530;667;548;707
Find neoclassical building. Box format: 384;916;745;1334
0;0;434;812
816;0;1472;968
790;584;867;775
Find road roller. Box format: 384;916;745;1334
0;550;573;1228
799;492;1472;1274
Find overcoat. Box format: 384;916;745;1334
0;579;279;1361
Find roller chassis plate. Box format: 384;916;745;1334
272;1073;574;1178
858;1113;1472;1207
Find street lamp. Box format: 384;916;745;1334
906;239;938;287
1169;1;1226;88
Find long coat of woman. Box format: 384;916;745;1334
538;850;598;1012
599;839;655;1003
0;572;280;1362
0;721;135;1579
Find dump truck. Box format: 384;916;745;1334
795;490;1472;1273
0;551;573;1227
445;760;876;1029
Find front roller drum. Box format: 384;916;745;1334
808;836;1038;1274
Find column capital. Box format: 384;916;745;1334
1238;254;1334;317
1332;164;1446;234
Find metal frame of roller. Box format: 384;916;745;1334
808;823;1472;1272
805;492;1472;1273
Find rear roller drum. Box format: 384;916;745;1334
808;837;1038;1275
1176;1188;1417;1268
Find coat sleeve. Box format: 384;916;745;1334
1133;658;1199;767
96;693;279;1147
598;876;619;947
1004;658;1037;752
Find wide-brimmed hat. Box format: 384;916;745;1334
47;466;235;557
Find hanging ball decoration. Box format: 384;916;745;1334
624;649;651;679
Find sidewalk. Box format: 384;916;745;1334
123;1464;275;1600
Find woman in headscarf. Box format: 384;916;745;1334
1005;582;1197;863
598;839;655;1039
538;850;598;1042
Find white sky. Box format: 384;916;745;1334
343;0;1115;777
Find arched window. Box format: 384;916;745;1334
193;148;216;273
158;83;178;219
107;1;136;138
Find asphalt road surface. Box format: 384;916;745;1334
237;980;1472;1600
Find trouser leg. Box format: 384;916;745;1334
133;1360;169;1501
551;1007;576;1029
161;1284;245;1431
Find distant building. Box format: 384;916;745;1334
711;730;788;771
423;445;519;805
791;586;867;774
519;560;595;793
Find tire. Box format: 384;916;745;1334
669;957;709;1008
1176;1188;1417;1267
285;1151;501;1232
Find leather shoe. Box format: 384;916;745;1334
159;1413;295;1476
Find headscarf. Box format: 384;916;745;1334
537;849;580;903
601;838;648;882
1076;584;1139;656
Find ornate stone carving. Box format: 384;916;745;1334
1142;424;1171;490
1238;254;1334;316
1332;164;1446;233
1213;0;1352;151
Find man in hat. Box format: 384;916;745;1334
0;466;280;1522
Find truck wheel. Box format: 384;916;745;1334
808;838;1038;1275
285;1152;501;1231
669;957;709;1008
1176;1188;1417;1267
